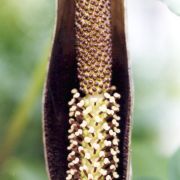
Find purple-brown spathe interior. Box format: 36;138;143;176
43;0;132;180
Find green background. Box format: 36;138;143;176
0;0;180;180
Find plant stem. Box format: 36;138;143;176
0;45;50;166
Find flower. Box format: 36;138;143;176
43;0;132;179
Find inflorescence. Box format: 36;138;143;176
66;0;121;179
66;87;121;180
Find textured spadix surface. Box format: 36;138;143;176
66;89;121;179
65;0;121;179
43;0;132;180
75;0;112;95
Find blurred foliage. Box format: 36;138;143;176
0;0;54;179
0;0;180;180
169;149;180;180
161;0;180;15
